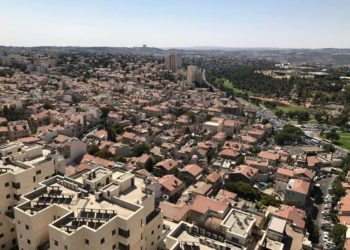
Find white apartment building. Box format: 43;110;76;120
14;167;163;250
0;142;56;249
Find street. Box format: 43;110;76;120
313;175;336;246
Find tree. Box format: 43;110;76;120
224;181;258;201
87;144;99;155
260;194;281;207
330;224;347;249
43;103;53;110
275;110;284;119
323;143;335;153
274;124;304;145
297;111;310;123
325;130;340;142
133;143;150;157
283;199;298;207
261;118;269;125
314;110;328;124
330;178;346;199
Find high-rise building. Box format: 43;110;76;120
186;65;203;84
0;142;56;249
165;54;182;72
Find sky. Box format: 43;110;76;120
0;0;350;48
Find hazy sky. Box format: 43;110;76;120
1;0;349;48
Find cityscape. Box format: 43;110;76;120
1;1;350;250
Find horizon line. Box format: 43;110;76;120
1;45;350;50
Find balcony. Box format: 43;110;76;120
5;209;15;223
146;208;161;224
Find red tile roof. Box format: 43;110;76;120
277;167;294;177
207;172;222;183
155;158;178;171
220;148;240;158
273;205;305;229
158;175;183;192
233;165;258;179
258;151;280;161
180;164;203;177
191;195;228;215
288;179;310;195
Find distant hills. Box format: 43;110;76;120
1;46;350;65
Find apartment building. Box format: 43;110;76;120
14;167;163;250
0;142;56;249
7;120;31;141
186;65;203;84
164;54;182;72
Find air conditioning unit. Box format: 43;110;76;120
207;240;214;247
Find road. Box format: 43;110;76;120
313;175;336;246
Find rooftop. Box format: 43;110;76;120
221;208;256;238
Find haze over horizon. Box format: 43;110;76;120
1;0;350;49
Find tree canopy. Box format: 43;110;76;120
274;124;304;145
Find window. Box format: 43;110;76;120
100;238;105;244
85;239;89;245
64;246;68;250
151;230;154;235
119;243;130;250
118;228;130;238
112;229;116;236
151;241;154;246
11;228;14;232
33;176;36;183
5;182;9;187
12;239;16;245
1;244;5;249
54;240;58;246
17;220;20;225
12;182;20;189
0;234;3;239
6;194;10;199
27;239;31;245
36;170;41;175
25;225;29;230
14;194;20;201
112;244;116;250
158;224;160;229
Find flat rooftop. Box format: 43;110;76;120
221;209;255;237
19;180;135;218
119;175;146;203
268;217;286;234
0;148;51;174
263;237;284;250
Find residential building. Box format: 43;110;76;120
165;54;182;72
14;168;163;250
0;142;56;249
